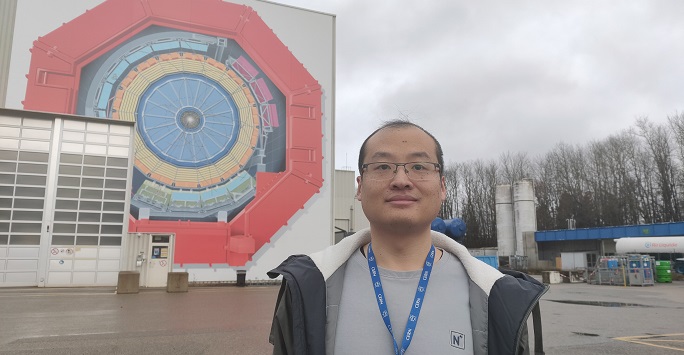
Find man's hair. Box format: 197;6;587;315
357;119;444;176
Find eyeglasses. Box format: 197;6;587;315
361;162;441;181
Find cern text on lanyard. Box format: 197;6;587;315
367;243;436;355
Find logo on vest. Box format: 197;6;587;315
450;331;466;350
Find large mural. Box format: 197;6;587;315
22;0;323;266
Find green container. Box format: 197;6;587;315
655;260;671;267
656;277;672;283
657;269;672;276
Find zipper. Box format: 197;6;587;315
512;283;550;353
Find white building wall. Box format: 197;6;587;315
4;0;336;283
183;0;335;282
0;0;18;108
0;108;134;287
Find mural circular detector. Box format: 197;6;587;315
78;28;286;221
23;0;323;266
136;73;241;167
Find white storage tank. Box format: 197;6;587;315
513;179;536;256
615;237;684;254
496;184;515;256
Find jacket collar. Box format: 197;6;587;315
309;228;503;295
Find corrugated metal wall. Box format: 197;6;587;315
334;170;356;233
334;169;369;238
0;0;18;108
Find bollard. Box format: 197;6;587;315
541;271;561;284
167;272;189;293
117;271;140;294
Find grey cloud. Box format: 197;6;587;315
278;0;684;167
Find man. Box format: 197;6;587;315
269;120;548;354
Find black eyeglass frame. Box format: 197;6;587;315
360;162;442;180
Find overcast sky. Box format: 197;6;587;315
274;0;684;169
7;1;684;171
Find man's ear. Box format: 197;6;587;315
356;175;362;201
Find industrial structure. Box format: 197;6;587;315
495;179;683;276
494;179;538;269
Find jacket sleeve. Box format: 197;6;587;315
270;280;295;355
267;255;327;355
488;270;548;355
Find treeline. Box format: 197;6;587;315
441;113;684;248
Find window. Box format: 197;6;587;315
54;212;77;221
17;163;48;174
84;155;106;166
52;235;75;245
0;150;18;160
0;174;15;184
19;152;49;162
12;211;43;221
78;212;100;222
9;235;40;245
58;165;81;175
60;154;82;164
107;157;128;167
100;236;122;246
14;199;44;209
105;179;126;189
15;187;45;198
55;199;79;209
56;188;80;198
81;178;103;188
58;176;80;187
16;175;46;186
76;235;98;245
80;189;103;199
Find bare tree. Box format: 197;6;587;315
442;113;684;240
635;118;680;222
499;151;531;185
440;165;460;219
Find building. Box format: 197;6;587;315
333;169;369;243
0;0;335;286
535;222;684;269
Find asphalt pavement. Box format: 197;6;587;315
1;279;683;354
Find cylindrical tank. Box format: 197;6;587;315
496;184;515;256
431;217;466;244
615;237;684;254
431;217;446;234
444;218;466;240
513;179;536;256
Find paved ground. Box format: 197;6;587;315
0;286;278;355
537;279;684;354
0;279;683;354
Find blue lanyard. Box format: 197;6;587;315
367;243;436;355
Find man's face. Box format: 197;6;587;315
356;126;446;234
